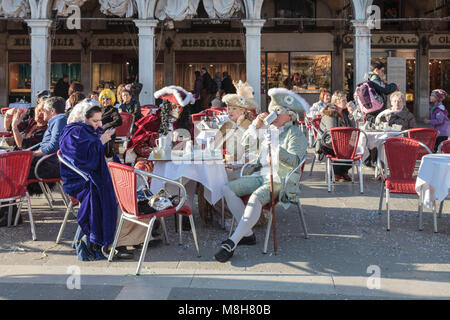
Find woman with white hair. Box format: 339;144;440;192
60;99;133;260
377;91;416;130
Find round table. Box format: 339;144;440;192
415;154;450;232
356;130;402;161
150;159;228;206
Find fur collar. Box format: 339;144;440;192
322;104;340;118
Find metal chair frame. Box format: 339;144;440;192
107;165;200;275
322;128;368;194
115;113;135;150
376;138;432;231
55;150;88;244
228;157;308;254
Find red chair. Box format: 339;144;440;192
115;113;135;149
406;128;438;159
308;117;323;176
140;107;152;117
326;127;365;193
437;139;450;154
1;107;11;115
107;162;200;275
229;158;308;254
0;151;36;239
377;137;432;231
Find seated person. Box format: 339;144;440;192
215;88;309;263
119;89;142;121
315;90;356;182
377;91;416;130
210;90;226;108
197;81;257;225
125;85;196;230
28;97;67;195
99;89;122;159
88;90;99;101
6;102;48;150
60;99;132;260
65;91;86;117
307;89;331;118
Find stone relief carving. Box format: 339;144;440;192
52;0;88;16
0;0;30;18
99;0;136;17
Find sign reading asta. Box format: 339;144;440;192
343;34;419;47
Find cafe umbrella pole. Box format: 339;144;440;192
267;129;278;255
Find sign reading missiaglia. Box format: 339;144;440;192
174;34;245;50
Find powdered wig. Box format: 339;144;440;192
67;98;102;124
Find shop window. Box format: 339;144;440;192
289;53;331;93
266;52;289;90
9;63;81;100
92;63;123;91
51;63;81;88
430;59;450;107
175;63;246;92
263;52;331;95
276;0;315;26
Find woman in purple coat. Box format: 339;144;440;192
424;89;449;152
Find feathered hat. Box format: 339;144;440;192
267;88;310;115
222;81;258;110
154;85;195;107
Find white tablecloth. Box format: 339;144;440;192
415;154;450;208
9;103;31;109
150;160;228;205
356;130;401;161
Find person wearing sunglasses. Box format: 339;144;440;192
98;89;122;159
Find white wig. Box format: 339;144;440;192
67;98;101;124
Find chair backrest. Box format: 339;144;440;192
383;137;420;181
330;127;360;159
140;108;152;117
1;107;11;115
191;109;223;122
407;128;438;159
115;113;134;138
0;151;33;199
311;118;321;139
107;162;138;216
438;140;450;154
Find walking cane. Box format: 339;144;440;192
267;129;278;254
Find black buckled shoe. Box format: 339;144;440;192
215;239;235;263
115;246;134;260
238;233;256;246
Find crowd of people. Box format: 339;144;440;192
1;61;449;263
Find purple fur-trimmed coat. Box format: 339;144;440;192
429;103;450;137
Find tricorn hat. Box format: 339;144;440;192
267;88;310;115
154;85;195;107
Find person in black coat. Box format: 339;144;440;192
221;72;236;94
54;75;70;100
99;89;122;158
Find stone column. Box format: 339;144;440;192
79;33;92;94
332;34;345;93
163;32;176;87
242;19;265;113
417;35;430;120
25;19;52;107
0;34;8;106
133;19;159;105
351;20;371;88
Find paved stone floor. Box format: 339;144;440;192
0;148;449;300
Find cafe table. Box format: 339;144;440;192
149;149;228;207
415;154;450;233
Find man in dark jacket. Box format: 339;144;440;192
54;75;70;100
221;72;236;94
